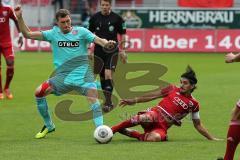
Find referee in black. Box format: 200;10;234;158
88;0;127;112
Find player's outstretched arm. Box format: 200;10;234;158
225;52;240;63
192;119;222;141
94;36;116;49
14;6;44;40
94;36;107;47
119;86;171;107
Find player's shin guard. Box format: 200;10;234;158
4;66;14;90
91;101;103;127
36;97;55;130
224;122;240;160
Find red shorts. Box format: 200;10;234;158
138;110;169;141
0;43;14;60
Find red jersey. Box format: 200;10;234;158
0;5;17;46
151;85;200;122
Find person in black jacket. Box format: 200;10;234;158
88;0;127;112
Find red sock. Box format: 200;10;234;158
4;66;14;90
111;119;138;133
0;67;2;93
224;123;240;160
139;133;148;141
118;129;142;140
130;130;142;139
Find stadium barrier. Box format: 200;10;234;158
14;27;240;53
115;9;238;29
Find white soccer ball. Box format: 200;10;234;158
94;125;113;144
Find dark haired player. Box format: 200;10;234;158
112;66;220;142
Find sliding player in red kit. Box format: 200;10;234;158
112;66;220;142
0;0;23;99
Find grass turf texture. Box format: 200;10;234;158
0;52;239;160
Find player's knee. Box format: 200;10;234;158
146;132;163;142
139;114;152;123
35;82;52;98
35;86;43;97
86;88;98;103
6;59;14;66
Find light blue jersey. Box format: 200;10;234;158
42;26;95;68
42;26;96;95
36;26;103;131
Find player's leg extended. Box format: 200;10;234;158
35;81;55;138
112;111;167;141
111;111;155;138
224;105;240;160
86;86;103;127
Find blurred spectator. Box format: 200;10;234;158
52;0;63;11
81;0;96;28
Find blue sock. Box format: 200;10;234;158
36;97;55;130
91;101;103;127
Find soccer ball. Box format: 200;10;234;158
94;125;113;144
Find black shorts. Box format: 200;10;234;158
94;47;118;74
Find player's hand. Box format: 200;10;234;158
18;36;23;48
225;52;236;63
212;138;224;141
119;99;136;107
14;5;23;19
119;50;127;64
211;137;224;141
103;40;117;53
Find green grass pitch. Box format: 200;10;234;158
0;52;239;160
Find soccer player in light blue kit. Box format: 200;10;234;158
15;7;115;138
